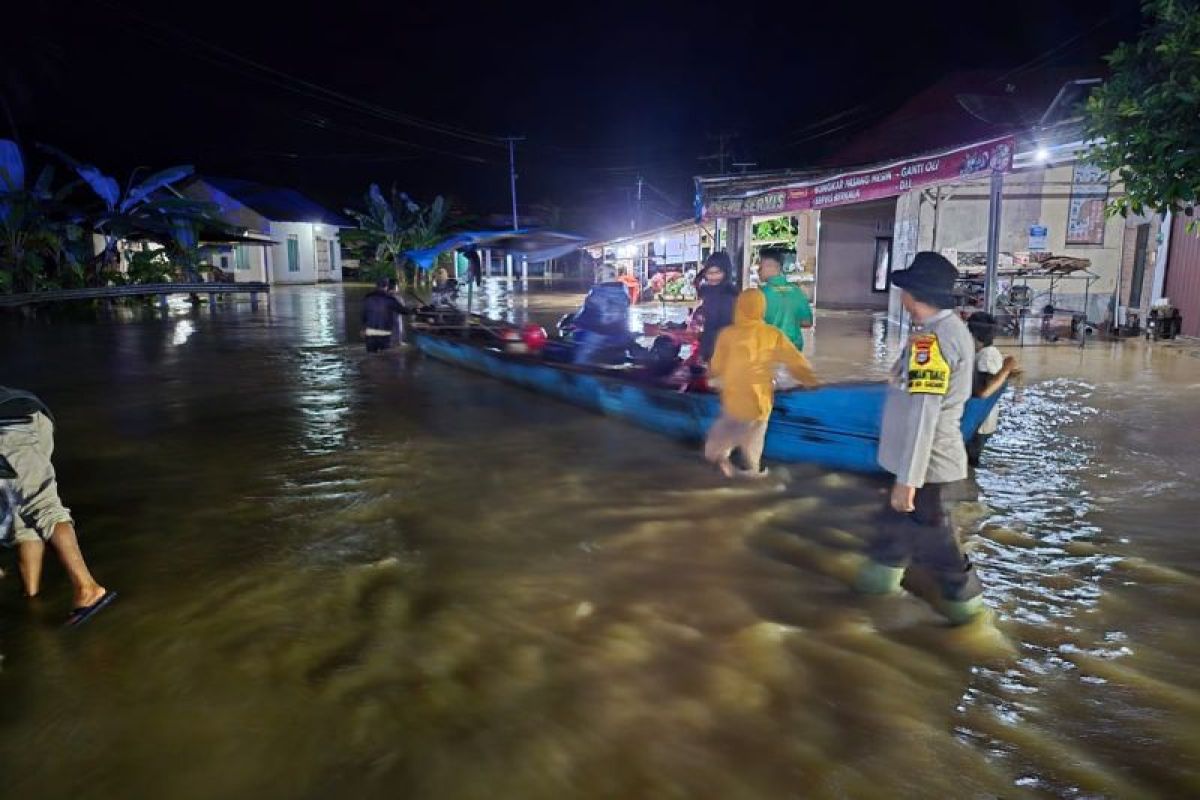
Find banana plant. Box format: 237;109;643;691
39;145;220;281
345;185;452;291
344;184;415;278
0;139;85;292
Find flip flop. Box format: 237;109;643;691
65;590;117;627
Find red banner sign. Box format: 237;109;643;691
701;137;1015;220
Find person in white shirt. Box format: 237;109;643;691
966;312;1021;466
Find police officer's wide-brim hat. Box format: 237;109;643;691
891;252;959;308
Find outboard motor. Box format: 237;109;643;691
556;312;578;339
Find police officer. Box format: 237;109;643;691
855;252;984;624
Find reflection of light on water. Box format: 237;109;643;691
475;278;517;322
294;289;352;455
305;289;338;348
952;379;1133;786
172;319;195;346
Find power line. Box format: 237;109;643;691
88;0;506;151
289;113;494;165
992;12;1121;85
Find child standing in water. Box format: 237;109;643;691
705;289;820;478
966;312;1021;466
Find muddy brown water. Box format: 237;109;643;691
1;285;1198;799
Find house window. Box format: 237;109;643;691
235;246;251;271
286;236;299;272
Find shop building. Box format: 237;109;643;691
694;71;1161;336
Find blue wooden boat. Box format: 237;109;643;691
413;331;1002;475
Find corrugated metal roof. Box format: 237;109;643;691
200;177;353;226
825;68;1099;167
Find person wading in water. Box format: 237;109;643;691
854;252;985;624
362;278;406;352
705;289;820;478
1;386;115;626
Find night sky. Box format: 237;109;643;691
4;0;1141;236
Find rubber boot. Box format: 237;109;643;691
854;560;905;595
939;596;985;625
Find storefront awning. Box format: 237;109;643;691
696;136;1015;220
405;229;589;270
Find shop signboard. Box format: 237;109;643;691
702;186;813;219
1028;224;1049;251
701;136;1015;220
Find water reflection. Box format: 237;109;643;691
171;319;195;347
0;287;1198;799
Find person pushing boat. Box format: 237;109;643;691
705;289;820;478
363;278;407;352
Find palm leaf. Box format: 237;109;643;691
75;165;121;211
0;139;25;192
32;166;55;199
120;165;194;213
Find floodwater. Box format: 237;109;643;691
1;284;1199;799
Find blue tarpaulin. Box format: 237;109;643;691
405;229;588;270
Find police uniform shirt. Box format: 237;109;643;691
877;310;974;487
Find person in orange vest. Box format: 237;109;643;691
616;267;641;305
705;290;820;477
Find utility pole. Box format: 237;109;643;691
698;132;737;174
632;174;644;232
502;135;525;230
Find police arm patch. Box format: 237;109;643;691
907;334;950;395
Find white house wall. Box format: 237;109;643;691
264;222;343;285
267;222;315;284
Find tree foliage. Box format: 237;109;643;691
0;139;86;292
344;185;453;287
1085;0;1200;222
40;145;224;279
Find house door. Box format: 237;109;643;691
315;237;331;280
1164;215;1200;337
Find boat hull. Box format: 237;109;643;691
414;333;1000;475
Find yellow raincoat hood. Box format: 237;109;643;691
734;288;766;323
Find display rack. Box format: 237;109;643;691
954;269;1101;346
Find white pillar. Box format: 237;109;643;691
521;256;528;282
484;248;493;276
506;254;514;280
1151;210;1173;303
983;170;1005;313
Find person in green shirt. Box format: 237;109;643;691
758;248;814;351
